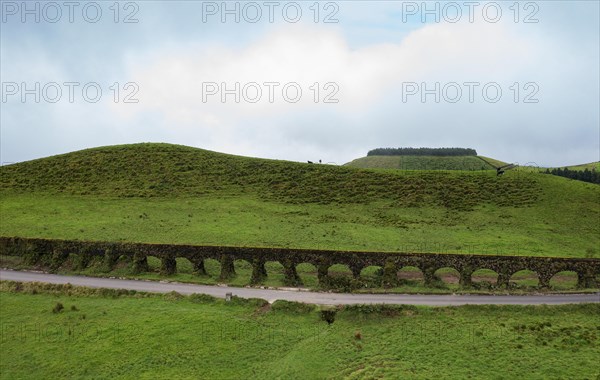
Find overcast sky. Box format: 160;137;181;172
1;1;598;166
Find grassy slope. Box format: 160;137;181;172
1;143;599;258
1;287;599;379
344;155;497;170
562;162;600;171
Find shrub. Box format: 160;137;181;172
52;302;64;313
342;304;419;317
164;291;184;301
271;300;316;314
320;309;336;325
189;293;216;304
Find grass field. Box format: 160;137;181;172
561;162;600;171
1;143;599;258
344;155;496;171
1;283;598;379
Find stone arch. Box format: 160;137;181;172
315;259;333;284
398;265;424;284
131;252;150;274
471;268;500;288
279;258;302;286
549;270;578;290
509;269;540;288
231;258;251;282
432;267;461;287
263;260;285;281
296;262;318;288
50;244;82;271
360;265;383;278
70;247;113;272
202;258;221;278
328;264;353;277
175;257;194;274
249;257;268;285
359;265;384;287
186;256;208;276
140;254;161;273
574;266;599;289
160;255;177;275
102;247;121;272
219;255;236;280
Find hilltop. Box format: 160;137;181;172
345;155;501;171
1;143;599;258
0;143;531;206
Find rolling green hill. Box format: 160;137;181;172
562;162;600;171
1;143;598;258
345;155;499;171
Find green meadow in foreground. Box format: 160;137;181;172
1;143;598;258
0;284;599;379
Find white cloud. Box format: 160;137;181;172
2;2;598;166
109;20;568;162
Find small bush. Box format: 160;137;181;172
70;305;79;311
52;302;64;313
342;304;419;317
271;300;316;314
189;293;216;304
320;309;336;325
164;291;184;301
354;331;362;340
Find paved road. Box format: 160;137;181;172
1;270;598;306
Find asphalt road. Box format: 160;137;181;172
1;269;598;306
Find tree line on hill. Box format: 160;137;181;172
367;148;478;157
544;167;600;184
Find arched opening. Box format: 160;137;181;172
509;270;539;288
471;269;499;289
228;259;252;285
398;266;424;286
203;258;222;278
549;271;578;290
145;255;162;273
110;254;131;272
296;263;318;288
262;260;285;286
319;263;354;290
175;257;194;274
328;264;353;277
432;267;461;288
70;250;104;273
359;266;383;287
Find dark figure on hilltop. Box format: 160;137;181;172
497;163;517;176
307;160;313;164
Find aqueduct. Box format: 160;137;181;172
1;237;598;289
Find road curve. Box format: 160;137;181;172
1;270;598;306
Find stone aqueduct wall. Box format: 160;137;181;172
1;237;599;288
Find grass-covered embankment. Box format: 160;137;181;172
1;143;598;258
0;282;599;379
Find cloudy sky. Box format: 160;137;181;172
1;1;598;166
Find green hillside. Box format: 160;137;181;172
1;143;599;258
562;162;600;171
345;155;498;171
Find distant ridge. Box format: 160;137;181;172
367;147;477;157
